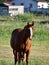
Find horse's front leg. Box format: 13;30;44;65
13;50;18;65
26;50;30;65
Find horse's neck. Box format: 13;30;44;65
22;29;29;43
17;28;29;44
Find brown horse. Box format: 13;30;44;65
10;21;34;65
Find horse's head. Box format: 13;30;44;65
24;21;34;40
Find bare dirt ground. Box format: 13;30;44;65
0;45;49;61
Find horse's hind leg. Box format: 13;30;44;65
14;56;17;65
18;52;21;65
13;50;18;65
21;52;25;62
21;53;25;65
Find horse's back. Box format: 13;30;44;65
10;28;22;50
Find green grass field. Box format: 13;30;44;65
0;13;49;65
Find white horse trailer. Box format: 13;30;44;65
9;6;24;16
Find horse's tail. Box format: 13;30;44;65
10;31;14;49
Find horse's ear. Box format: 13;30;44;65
32;21;34;26
27;22;29;25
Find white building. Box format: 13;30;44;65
37;0;49;13
9;6;24;16
38;2;48;8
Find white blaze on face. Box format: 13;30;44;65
29;27;33;39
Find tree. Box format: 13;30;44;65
0;0;11;3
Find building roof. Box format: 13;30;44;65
0;3;8;7
10;0;48;2
36;0;48;2
4;1;11;6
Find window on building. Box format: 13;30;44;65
38;6;40;8
12;3;15;5
21;3;24;5
42;4;44;8
9;8;18;11
48;3;49;8
29;4;32;8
